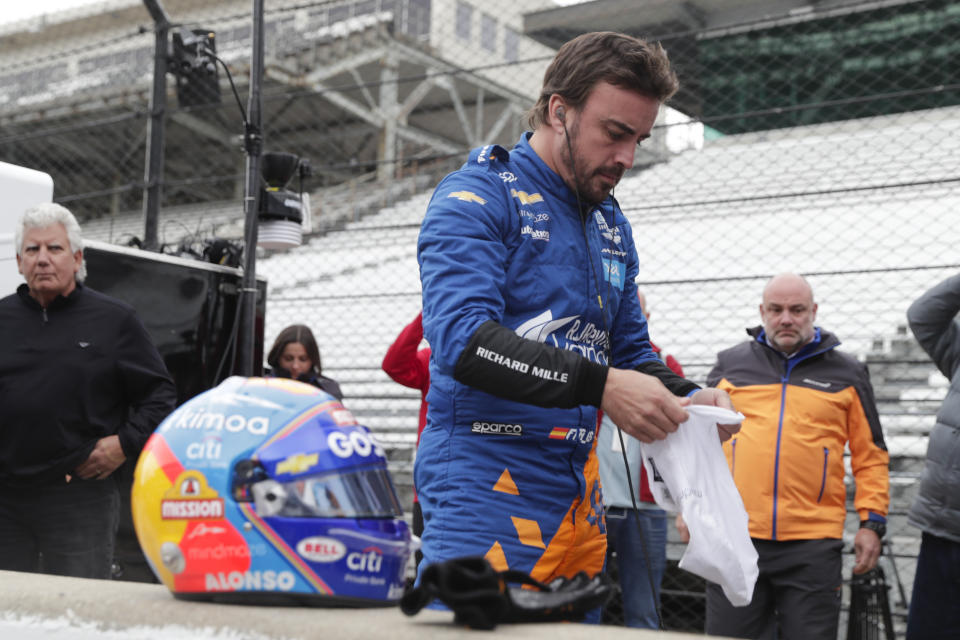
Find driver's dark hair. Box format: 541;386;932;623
527;31;679;130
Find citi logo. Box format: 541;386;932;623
186;435;222;460
347;547;383;573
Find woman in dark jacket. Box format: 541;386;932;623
266;324;343;400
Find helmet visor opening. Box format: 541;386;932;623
251;467;402;519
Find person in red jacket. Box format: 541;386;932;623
382;311;430;563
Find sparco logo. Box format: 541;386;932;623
471;421;523;436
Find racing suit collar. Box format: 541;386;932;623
512;132;593;212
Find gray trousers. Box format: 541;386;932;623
706;538;843;640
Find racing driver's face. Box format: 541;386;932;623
557;81;660;204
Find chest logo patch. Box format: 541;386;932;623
448;191;486;205
510;189;543;205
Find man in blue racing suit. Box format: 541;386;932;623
416;32;737;595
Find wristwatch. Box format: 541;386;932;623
860;519;886;539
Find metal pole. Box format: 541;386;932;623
237;0;265;375
141;0;171;251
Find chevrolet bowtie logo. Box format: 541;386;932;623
276;452;319;475
448;191;487;205
510;189;544;205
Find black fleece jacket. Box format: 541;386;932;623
0;283;176;486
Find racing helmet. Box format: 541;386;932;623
131;376;413;606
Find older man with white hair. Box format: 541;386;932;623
0;202;176;579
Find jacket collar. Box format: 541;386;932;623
17;282;84;311
748;325;841;361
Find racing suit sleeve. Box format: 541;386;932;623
116;311;177;458
907;272;960;380
455;320;609;408
847;362;890;521
420;168;611;409
635;358;697;397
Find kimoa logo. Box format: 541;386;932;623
163;408;269;435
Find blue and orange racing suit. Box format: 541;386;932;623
415;133;697;584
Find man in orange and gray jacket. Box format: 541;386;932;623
704;273;889;640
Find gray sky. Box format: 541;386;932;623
1;0;587;27
0;0;106;26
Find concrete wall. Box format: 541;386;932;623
0;570;725;639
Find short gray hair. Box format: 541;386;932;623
16;202;87;283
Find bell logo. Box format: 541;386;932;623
346;547;383;573
296;536;346;563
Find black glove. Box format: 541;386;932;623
400;556;613;630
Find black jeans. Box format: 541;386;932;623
0;477;119;579
706;538;843;640
906;531;960;640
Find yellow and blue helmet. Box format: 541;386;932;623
132;376;413;606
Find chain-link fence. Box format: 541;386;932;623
2;0;959;635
